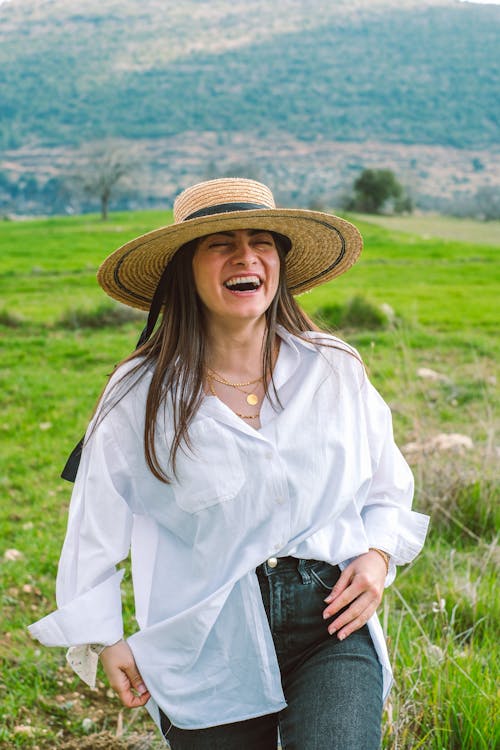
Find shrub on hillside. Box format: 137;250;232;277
0;309;24;327
57;302;145;330
313;296;394;331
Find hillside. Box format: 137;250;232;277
0;0;499;213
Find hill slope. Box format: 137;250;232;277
0;0;499;213
1;0;498;148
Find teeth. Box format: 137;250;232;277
224;275;262;289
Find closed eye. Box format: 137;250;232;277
250;236;275;249
251;231;273;241
206;241;234;252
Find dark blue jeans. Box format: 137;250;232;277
160;557;383;749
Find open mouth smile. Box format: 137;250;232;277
223;275;263;292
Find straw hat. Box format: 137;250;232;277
97;178;363;310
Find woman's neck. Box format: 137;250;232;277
205;317;272;379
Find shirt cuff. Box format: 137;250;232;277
66;640;122;688
362;507;430;566
66;645;99;688
28;570;125;647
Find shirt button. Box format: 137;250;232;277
275;496;285;505
267;557;278;568
265;452;273;460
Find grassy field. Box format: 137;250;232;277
0;211;499;749
353;214;500;247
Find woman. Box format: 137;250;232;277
29;178;429;749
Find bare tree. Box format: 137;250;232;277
474;185;500;221
73;141;137;220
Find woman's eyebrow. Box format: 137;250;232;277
204;229;272;241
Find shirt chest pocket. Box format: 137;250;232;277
168;419;245;514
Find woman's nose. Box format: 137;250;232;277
232;241;256;264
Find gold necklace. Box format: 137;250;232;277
207;376;260;420
207;367;263;406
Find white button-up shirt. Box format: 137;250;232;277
29;328;429;730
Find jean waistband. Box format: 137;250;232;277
256;556;322;577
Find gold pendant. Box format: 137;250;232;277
246;393;259;406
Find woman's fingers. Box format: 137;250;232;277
323;566;353;604
111;665;151;708
324;572;381;616
100;640;151;708
322;551;387;639
122;664;151;706
325;590;378;639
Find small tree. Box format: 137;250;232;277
344;168;412;215
73;141;136;220
474;185;500;221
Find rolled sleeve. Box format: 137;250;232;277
28;569;125;646
29;406;135;652
360;380;429;581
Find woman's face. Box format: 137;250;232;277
192;229;281;326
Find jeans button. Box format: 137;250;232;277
267;557;278;568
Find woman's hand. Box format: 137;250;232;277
100;639;151;708
322;550;387;641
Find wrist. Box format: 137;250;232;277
368;547;390;574
89;643;106;656
91;638;123;657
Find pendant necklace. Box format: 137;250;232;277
207;376;260;420
207;368;263;407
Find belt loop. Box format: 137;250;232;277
297;559;312;584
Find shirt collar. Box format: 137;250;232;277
197;326;316;433
272;326;306;389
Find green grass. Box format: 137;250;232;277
1;211;499;332
0;211;499;748
352;213;500;246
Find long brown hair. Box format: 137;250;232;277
93;233;350;483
